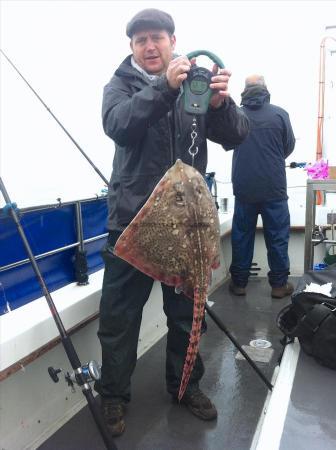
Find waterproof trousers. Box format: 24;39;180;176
94;231;205;403
229;198;290;288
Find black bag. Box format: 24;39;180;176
277;266;336;369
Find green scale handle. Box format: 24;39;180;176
184;50;225;115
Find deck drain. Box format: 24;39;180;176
236;345;274;363
236;339;274;363
249;339;272;349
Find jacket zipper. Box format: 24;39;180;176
168;98;183;166
167;112;174;166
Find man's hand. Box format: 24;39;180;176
166;56;195;90
209;65;232;109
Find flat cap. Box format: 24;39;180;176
126;8;175;38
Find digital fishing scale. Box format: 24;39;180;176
183;50;225;165
184;50;225;115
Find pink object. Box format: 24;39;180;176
305;159;329;179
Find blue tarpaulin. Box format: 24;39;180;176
0;198;108;315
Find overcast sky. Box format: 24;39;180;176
1;0;336;207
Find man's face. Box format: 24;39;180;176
130;29;176;75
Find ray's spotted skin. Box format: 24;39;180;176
114;159;220;401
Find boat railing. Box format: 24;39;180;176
0;234;108;272
0;195;109;314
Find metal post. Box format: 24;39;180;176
74;201;89;285
304;179;316;272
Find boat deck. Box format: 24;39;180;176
279;350;336;450
39;277;294;450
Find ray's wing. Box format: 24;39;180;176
114;160;220;299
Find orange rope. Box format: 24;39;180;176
315;36;336;205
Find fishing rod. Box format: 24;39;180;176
204;304;273;391
0;178;117;450
0;49;109;186
184;49;273;391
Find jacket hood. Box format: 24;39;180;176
114;55;168;88
115;55;140;78
241;85;270;109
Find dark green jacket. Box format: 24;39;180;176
103;55;249;231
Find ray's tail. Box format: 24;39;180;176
178;288;206;401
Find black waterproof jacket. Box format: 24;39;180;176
103;55;249;231
231;87;295;203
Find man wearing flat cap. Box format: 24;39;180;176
126;8;175;38
95;8;249;437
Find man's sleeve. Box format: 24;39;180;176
102;75;179;147
282;112;296;158
205;97;250;150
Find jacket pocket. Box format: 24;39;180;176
116;174;161;227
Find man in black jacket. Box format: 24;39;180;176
95;8;249;436
229;74;295;299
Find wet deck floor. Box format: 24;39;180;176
280;351;336;450
39;277;297;450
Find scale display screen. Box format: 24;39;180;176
190;78;208;95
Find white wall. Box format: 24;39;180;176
1;0;336;207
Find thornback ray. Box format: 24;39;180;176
113;159;221;401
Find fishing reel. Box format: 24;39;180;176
183;50;225;115
286;161;307;169
312;225;328;247
48;360;101;391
